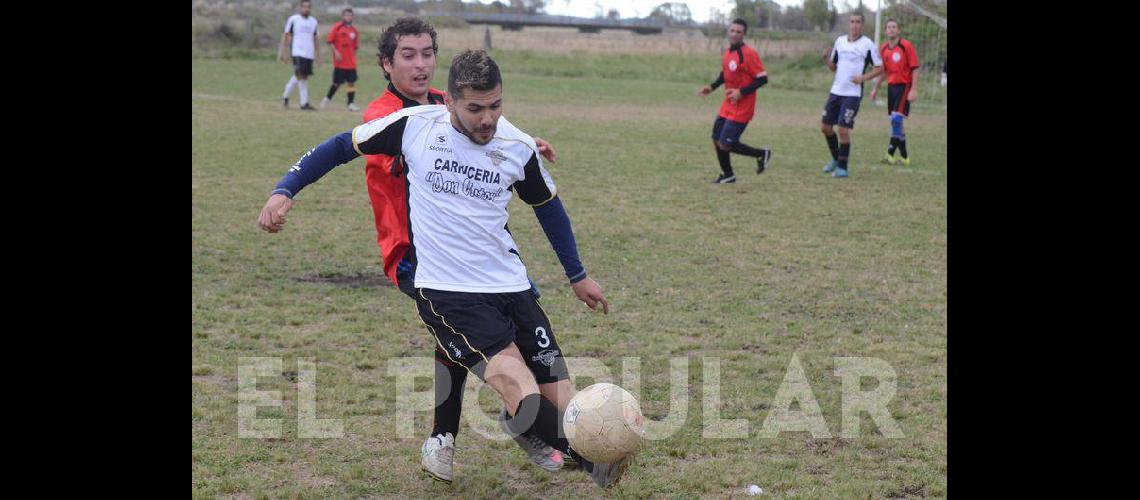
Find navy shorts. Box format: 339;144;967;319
887;83;911;117
292;56;314;77
711;116;749;146
822;93;862;128
332;68;358;85
406;284;568;384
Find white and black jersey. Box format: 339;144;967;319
284;14;319;60
350;105;558;293
829;35;882;97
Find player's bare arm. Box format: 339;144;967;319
313;34;320;66
278;33;292;62
329;41;342;62
823;47;837;72
852;65;883;84
870;75;885;101
908;68;920;101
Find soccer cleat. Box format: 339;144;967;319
823;159;838;174
347;103;360;112
832;167;849;178
713;173;736;184
320;97;331;109
299;103;316;111
499;409;564;472
881;153;897;165
897;155;911;166
282;97;289;109
421;433;455;483
588;454;633;488
757;149;772;174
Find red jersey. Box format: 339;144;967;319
718;43;766;123
362;84;446;285
327;21;359;70
880;38;919;85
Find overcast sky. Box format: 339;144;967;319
538;1;839;24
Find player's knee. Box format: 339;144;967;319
837;128;851;140
821;124;833;135
716;141;730;151
346;83;355;91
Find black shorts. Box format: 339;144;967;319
402;279;567;384
822;93;862;128
711;116;749;146
292;56;313;77
333;68;358;84
887;83;911;116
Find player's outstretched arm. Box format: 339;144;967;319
257;132;360;233
699;72;725;96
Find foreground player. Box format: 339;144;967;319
869;19;919;166
698;18;772;184
259;18;567;482
820;13;883;178
262;50;630;488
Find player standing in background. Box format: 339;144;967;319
258;17;565;484
698;18;772;184
869;19;919;166
820;13;883;178
321;8;360;111
278;0;319;110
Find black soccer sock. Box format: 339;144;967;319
887;137;899;155
715;145;733;177
431;349;467;439
730;142;764;158
825;133;839;161
347;91;355;105
898;137;908;159
326;84;340;100
838;142;851;169
507;393;594;473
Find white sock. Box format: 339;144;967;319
283;76;298;99
299;80;309;105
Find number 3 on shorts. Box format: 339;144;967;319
535;327;550;348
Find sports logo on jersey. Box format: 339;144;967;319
486;148;507;167
892;52;901;62
349;32;356;40
728;59;738;72
436;135;446;144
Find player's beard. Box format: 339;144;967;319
451;111;496;145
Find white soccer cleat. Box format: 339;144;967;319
320;97;331;109
347;103;360;112
421;432;455;483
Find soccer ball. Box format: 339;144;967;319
562;383;646;463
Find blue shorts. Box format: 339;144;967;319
712;116;749;146
821;93;862;129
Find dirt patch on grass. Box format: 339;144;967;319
805;437;851;456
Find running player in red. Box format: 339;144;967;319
869;19;920;166
698;18;771;184
257;17;563;484
322;8;361;111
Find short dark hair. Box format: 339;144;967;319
342;8;353;14
299;0;310;5
377;17;439;81
850;12;865;22
447;50;501;100
886;18;899;27
731;18;748;33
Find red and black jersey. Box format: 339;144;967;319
718;42;767;123
362;84;446;285
880;38;919;85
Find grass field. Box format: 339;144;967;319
192;48;947;498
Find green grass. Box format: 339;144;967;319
193;50;946;498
